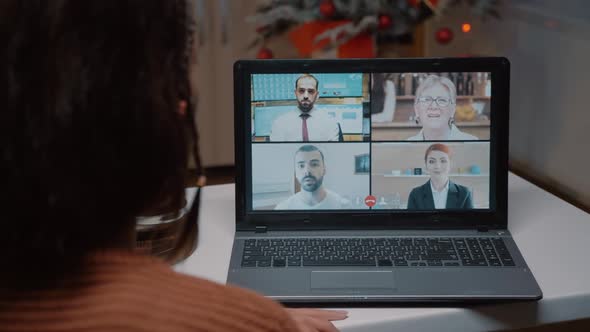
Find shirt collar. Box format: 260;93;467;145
419;124;460;140
430;179;450;194
298;107;315;117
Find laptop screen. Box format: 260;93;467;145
248;72;491;212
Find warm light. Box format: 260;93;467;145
461;23;472;33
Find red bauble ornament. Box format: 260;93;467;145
407;0;419;7
319;0;336;18
256;25;269;33
435;27;453;45
378;14;393;30
256;47;274;59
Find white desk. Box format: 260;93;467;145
174;173;590;331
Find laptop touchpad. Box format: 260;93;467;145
311;271;395;289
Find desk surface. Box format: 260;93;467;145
174;173;590;332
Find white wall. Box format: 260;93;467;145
424;0;590;207
189;0;261;167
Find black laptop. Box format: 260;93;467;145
227;57;542;303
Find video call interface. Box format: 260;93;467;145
249;72;492;211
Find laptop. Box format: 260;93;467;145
227;57;542;303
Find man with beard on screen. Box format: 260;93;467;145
270;74;340;142
275;145;351;210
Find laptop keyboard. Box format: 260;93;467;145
241;237;515;268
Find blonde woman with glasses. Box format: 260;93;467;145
407;75;478;141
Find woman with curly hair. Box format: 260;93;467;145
0;1;345;331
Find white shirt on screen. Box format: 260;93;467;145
430;180;450;209
274;190;351;210
406;124;478;141
269;107;340;142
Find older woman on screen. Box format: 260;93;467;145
407;144;474;210
407;75;478;141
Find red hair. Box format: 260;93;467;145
424;143;452;162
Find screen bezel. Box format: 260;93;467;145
234;57;509;231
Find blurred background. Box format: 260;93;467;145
188;0;590;213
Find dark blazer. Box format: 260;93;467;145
407;180;474;210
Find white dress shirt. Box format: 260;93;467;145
269;107;340;142
430;180;450;209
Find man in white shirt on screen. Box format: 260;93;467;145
275;145;350;209
269;74;340;142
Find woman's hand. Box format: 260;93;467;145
286;308;348;332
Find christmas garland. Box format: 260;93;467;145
248;0;499;58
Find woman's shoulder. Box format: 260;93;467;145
450;125;478;140
449;180;471;194
411;181;430;193
0;251;298;332
140;265;297;331
86;251;298;332
406;131;423;141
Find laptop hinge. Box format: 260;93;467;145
255;225;268;233
477;225;489;233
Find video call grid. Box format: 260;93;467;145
247;72;492;211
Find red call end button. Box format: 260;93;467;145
364;195;376;207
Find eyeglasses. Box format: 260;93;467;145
416;96;454;107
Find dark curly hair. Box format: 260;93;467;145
0;0;194;287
